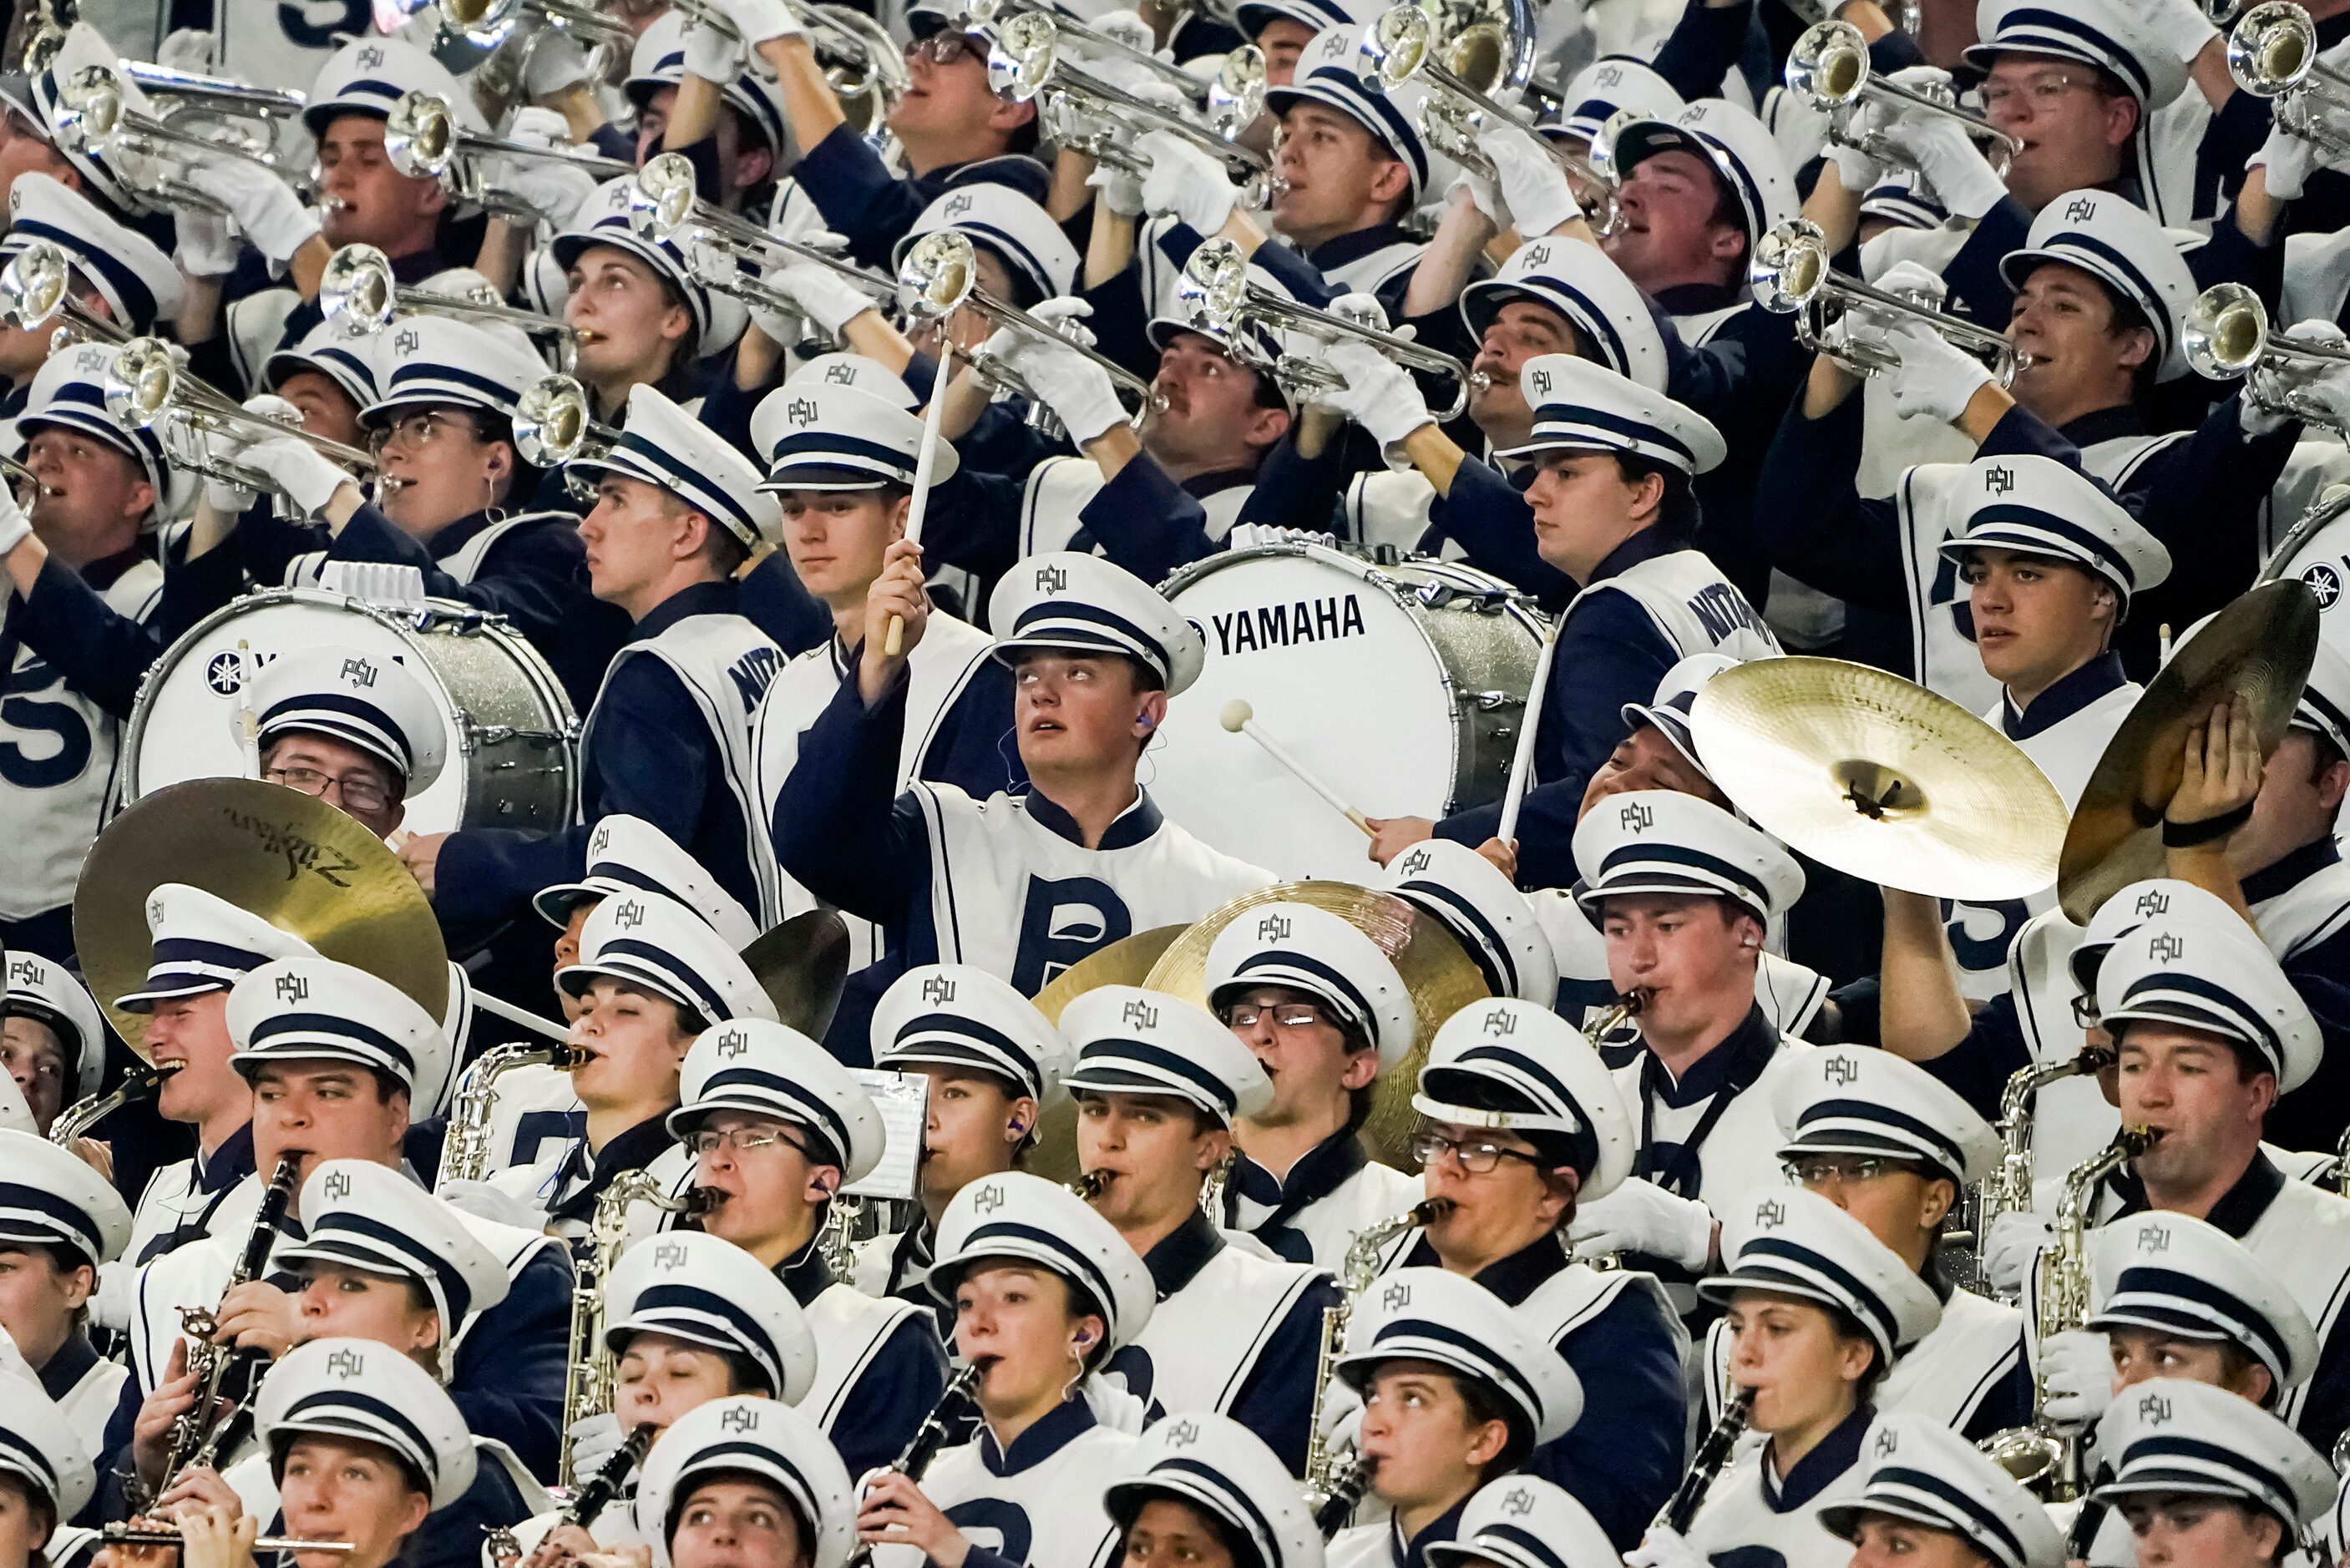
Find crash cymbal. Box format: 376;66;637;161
1689;656;2068;902
1144;882;1492;1167
2059;580;2318;923
742;910;852;1041
1020;926;1188;1182
75;778;448;1058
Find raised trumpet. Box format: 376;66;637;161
0;238;129;348
2183;280;2350;429
48;63;286;219
1358;5;1618;235
973;0;1218;104
627;151;893;328
438;0;634;58
1750;217;2026;386
320;243;588;372
1174;236;1476;417
103;336;377;498
384;89;632;222
513;372;617;469
666;0;906;131
2226;3;2350;156
1785;19;2021;176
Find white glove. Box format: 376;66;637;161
1087;8;1157;54
768;260;875;338
1003;333;1122;444
492;153;600;230
2146;0;2220;65
0;485;30;557
682;15;750;85
205;473;257;515
2039;1328;2116;1430
1882;319;1995;423
1873;111;2008;220
1445;162;1505;228
710;0;800;47
1826;136;1882;198
1565;1176;1716;1272
175;202;241;279
1138;129;1238;235
157;26;214;72
438;1178;553;1231
1319;338;1434;449
2246;318;2350;432
1984;1209;2052;1298
2252;116;2322;202
1623;1526;1709;1568
239;436;357;516
564;1410;630;1477
200;392;300;514
522;26;594;96
1087;158;1147;218
179;159;321;265
1479;125;1578;236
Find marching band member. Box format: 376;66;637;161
772;549;1268;1004
552;180;752;425
1102;1414;1319;1568
1422;1476;1618;1568
1325;1266;1581;1568
0;176;181;427
0;26;178;247
532;815;761;1037
1341;356;1777;887
858;1170;1152;1568
2089;1379;2334;1568
0;1383;89;1565
1812;1413;2064;1568
857;964;1068;1301
1390;997;1687;1547
3;954;102;1139
1056;985;1333;1470
241;646;446;843
1654;1189;1941;1568
1203;903;1420;1269
671;1016;948;1475
634;1395;853;1568
401;384;786;928
0;1130;131;1452
623;13;792;210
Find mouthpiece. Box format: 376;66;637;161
1219;699;1253;733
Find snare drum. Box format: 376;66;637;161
1154;544;1543;878
124;589;578;834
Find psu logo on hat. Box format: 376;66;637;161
1618;801;1654;832
356;43;385;67
1983;464;2014;496
1256;913;1292;942
2135;1222;2171;1253
323;1171;352;1203
2149;932;2186;964
327;1347;367;1378
823;362;858;385
721;1406;758;1433
339;657;377;690
1529;367;1552;397
73;346;109;375
2135;889;2170;918
1481;1007;1517;1037
656;1242;689;1269
1522;241;1552;269
1121;998;1159;1031
1873;1428;1899;1458
1754;1198;1787;1230
1380;1281;1411;1311
589;822;614;857
7;955;35;986
1824;1055;1861;1085
786;397;819;428
972;1181;1005;1214
1593;63;1622;87
393;328;420;357
1036;564;1069;594
716;1029;750;1060
1164;1419;1200;1449
921;975;956;1005
2064;195;2098;223
944;193;975;220
2137;1391;2172;1424
1501;1486;1536;1518
276;974;311;1004
1397;847;1433;876
148;895;165;924
615;900;646;931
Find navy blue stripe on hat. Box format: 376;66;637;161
282;1388;438;1477
1228;950;1374;1034
1155;1458;1278;1561
951;220;1056;300
312;345;375;394
1010;601;1168;667
1366;1318;1541;1414
2119;1437;2294;1510
2110;1266;2292;1372
150;937;274;974
1957;503;2138;588
604;429;760;538
596;938;728;1024
1795;1098;1968;1176
2035;232;2170;350
1073;1039;1237;1112
893;1013;1036;1089
763;430;919;478
10;216;154;329
693;1066;853;1166
1871;1467;2028;1568
1528;402;1694;463
2115;972;2283;1065
1737;1236;1898;1348
385;362;524;410
1293;65;1427;187
1441;1044;1602;1173
0;1181;103;1253
1993;9;2152;101
1596;842;1764;903
631;1281;784;1381
1547;283;1630;375
1478;1523;1570;1568
955;1218;1115;1318
678;1438;820;1501
1690;127;1767;240
259;691;414;767
302;1211;473;1323
0;1425;58;1492
246;1014;418;1076
1395;878;1517;995
336;78;410;108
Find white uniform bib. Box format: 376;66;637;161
1130;1244;1322;1415
1016;456;1253;560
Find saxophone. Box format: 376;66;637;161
559;1171;717;1485
49;1062;179;1146
1978;1124;2158;1500
1300;1197;1454;1525
438;1043;586;1188
1960;1048;2114;1302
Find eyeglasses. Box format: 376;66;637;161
686;1125;803;1157
1223;1001;1334;1031
904;31;980;64
264;765;392;813
367;411;483;458
1978;73;2094;111
1783;1155;1907;1187
1410;1131;1541;1175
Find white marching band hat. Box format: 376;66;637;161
1412;996;1634;1201
249;645;448;795
532;814;761;951
359;315;558;429
276;1160;509;1334
2068;878;2246;999
1426;1475;1621;1568
1573;790;1805;920
1605;99;1795;250
258;1336;477;1510
929;1170;1156;1350
1998;190;2196;382
1264;23;1430;197
1460;239;1667;393
1060;986;1272;1126
552;177;747;360
1384;839;1559;1004
1618;653;1738;781
3;951;102;1101
264;316;383;413
1816;1414;2064;1568
558;890;777;1031
1936;454;2171;606
576;383;783;551
988;553;1207;696
1772;1045;2001;1188
2292;635;2350;760
228;957;455;1115
2094;916;2322;1091
1336;1267;1582;1447
605;1230;818;1404
0;1127;129;1266
19;340;166;493
1205;902;1417;1070
2091;1378;2334;1533
303;35;479;134
23;25;153;210
635;1396;856;1568
0;1382;90;1521
871;964;1070;1106
1233;0;1372;46
672;1018;887;1184
752;380;962;492
114;883;321;1012
895;185;1081;305
1500;355;1725;473
2088;1211;2318;1396
784;352;918;409
624;10;791;155
1549;56;1682;149
1965;0;2190;115
1699;1187;1942;1362
5;173;181;336
1103;1413;1324;1568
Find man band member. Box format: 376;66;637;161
2091;1380;2334;1568
1101;1413;1319;1568
0;1130;132;1452
1814;1413;2065;1568
3;953;103;1139
1203;903;1419;1268
244;646;448;843
1057;985;1333;1474
634;1396;855;1568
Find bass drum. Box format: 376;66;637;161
1154;544;1543;879
123;588;578;834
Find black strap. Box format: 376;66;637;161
1632;1019;1779;1196
2162;802;2255;847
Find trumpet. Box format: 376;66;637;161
1173;236;1476;417
48;63;286;219
0;239;127;349
384;90;632;222
0;453;59;509
627;152;894;327
104;336;378;498
2183;280;2350;429
50;1061;180;1146
667;0;905;131
896;229;1167;440
2226;3;2350;156
513;372;617;469
1785;19;2021;176
101;1526;352;1555
975;0;1220;104
320;243;589;372
1357;5;1618;235
1750;218;2027;385
437;0;634;61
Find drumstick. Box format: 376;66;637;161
233;639;261;772
1497;620;1559;846
469;990;573;1044
884;349;953;658
1220;700;1373;837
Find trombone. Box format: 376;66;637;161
103;336;379;498
626;151;894;326
48;63;289;219
384;89;633;222
1358;4;1618;234
896;229;1167;440
2182;280;2350;430
972;0;1218;105
1173;236;1476;417
2226;2;2350;157
1785;19;2021;176
320;243;591;373
0;239;130;348
1749;217;2027;386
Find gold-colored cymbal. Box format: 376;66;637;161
741;910;851;1039
2059;580;2318;923
1689;656;2068;902
1023;926;1188;1182
75;779;448;1058
1143;881;1492;1167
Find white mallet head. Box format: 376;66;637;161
1219;699;1253;734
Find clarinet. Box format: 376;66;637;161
1655;1386;1754;1536
563;1425;655;1530
156;1153;303;1490
845;1362;985;1568
1313;1456;1374;1538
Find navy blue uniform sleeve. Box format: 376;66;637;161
1649;0;1753;104
790;125;939;271
95;1373;143;1523
330;508;576;641
1958;1339;2032;1444
917;464;1030;585
1423;457;1573;602
2298;1288;2350;1461
2125;401;2296;603
2271;964;2350;1157
403;1459;533;1568
1525;1286;1688;1550
827;1312;948;1477
1223;1276;1339;1476
1940;198;2035;331
772;665;935;923
448;1245;572;1480
1750;386;1906;609
1912;991;2031;1123
915;655;1023;802
9;559;165;720
1078;454;1219;582
1973;402;2086;468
